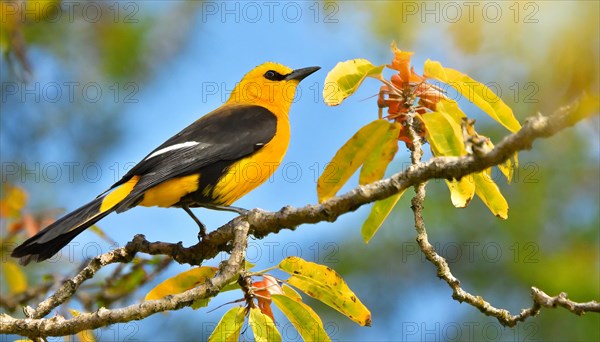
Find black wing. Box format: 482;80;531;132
109;104;277;211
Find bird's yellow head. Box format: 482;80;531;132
227;62;320;114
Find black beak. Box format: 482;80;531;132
286;66;320;82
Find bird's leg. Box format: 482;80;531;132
200;203;249;215
182;205;206;240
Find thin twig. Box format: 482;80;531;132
405;98;599;327
28;246;135;319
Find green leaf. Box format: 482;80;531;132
145;266;218;301
106;265;147;297
272;294;331;342
191;297;212;310
88;224;117;244
424;59;521;133
474;171;509;219
361;190;406;243
359;122;401;185
2;261;27;293
208;307;246;342
317;120;398;202
249;308;282;342
323;59;384;106
244;260;256;270
278;257;371;326
220;280;242;293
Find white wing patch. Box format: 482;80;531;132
145;141;201;160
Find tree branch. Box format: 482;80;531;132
76;256;173;312
531;287;600;315
0;219;249;337
0;98;597;336
127;97;596;265
27;245;135;319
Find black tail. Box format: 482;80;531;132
11;196;112;264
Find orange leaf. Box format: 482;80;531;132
389;42;414;83
23;214;42;237
252;275;283;322
257;296;274;323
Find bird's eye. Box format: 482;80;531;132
264;70;287;81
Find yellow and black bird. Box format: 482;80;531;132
12;62;320;264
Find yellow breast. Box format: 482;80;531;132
211;117;290;205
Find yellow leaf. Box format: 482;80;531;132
323;59;384;106
436;98;467;125
460;113;518;183
0;183;28;218
445;175;475;208
424;59;521;133
67;311;97;342
282;284;302;302
420;111;466;157
497;152;518;183
361;190;406;243
474;171;509;219
208;307;246;342
568;93;599;125
317;120;398;202
145;266;218;300
76;331;96;342
280;285;323;325
2;261;27;293
68;308;82;317
359;122;401;185
278;257;371;326
272;294;331;342
421;111;477;208
249;308;282;342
